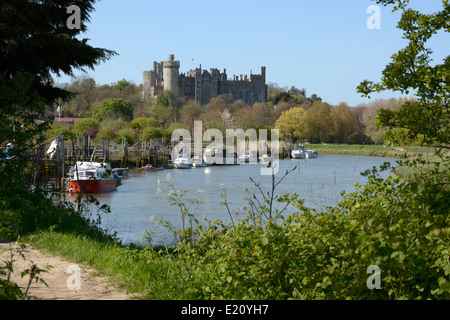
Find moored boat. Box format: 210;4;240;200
291;145;306;159
69;161;117;193
161;160;174;169
142;164;165;171
173;154;193;169
192;155;207;167
204;147;239;165
305;148;318;158
239;152;259;164
259;154;273;163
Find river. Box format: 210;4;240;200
69;154;400;245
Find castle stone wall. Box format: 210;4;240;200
142;55;267;106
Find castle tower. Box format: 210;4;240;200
261;66;267;103
163;54;180;94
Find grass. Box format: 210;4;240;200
24;231;184;299
305;143;434;159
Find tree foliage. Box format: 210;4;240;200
357;0;450;148
0;0;116;103
275;107;307;142
92;98;134;122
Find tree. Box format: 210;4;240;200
156;90;175;107
140;127;165;142
234;107;256;132
129;117;159;132
114;79;133;92
304;102;333;143
92;98;134;122
0;0;115;194
251;103;275;128
331;103;357;143
0;0;116;103
206;94;233;112
275;107;308;142
179;100;201;133
310;94;322;103
357;0;449;148
75;118;99;133
150;104;177;128
96;118;128;142
288;86;306;97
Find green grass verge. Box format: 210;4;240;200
306;144;433;159
24;231;184;300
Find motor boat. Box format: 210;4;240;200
191;155;207;167
173;154;193;169
161;160;174;169
239;152;259;164
291;146;306;159
68;161;117;193
142;164;164;171
305;148;318;158
203;147;239;165
259;154;273;163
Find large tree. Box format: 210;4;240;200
331;103;357;144
92;98;134;122
0;0;116;190
274;107;307;143
304;101;333;143
357;0;449;148
0;0;116;102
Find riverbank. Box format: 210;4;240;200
306;144;433;159
21;231;181;300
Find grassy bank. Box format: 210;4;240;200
24;231;182;299
306;144;433;159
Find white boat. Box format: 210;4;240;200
291;146;306;159
259;154;273;163
192;155;207;167
305;148;318;158
173;154;193;169
239;152;259;164
68;161;117;193
204;147;239;165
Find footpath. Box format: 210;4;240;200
0;242;129;300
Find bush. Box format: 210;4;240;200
0;188;113;243
156;160;449;300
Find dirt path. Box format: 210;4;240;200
0;242;130;300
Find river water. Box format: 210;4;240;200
70;155;400;245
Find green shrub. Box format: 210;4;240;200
156;159;449;300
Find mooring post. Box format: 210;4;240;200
60;133;65;191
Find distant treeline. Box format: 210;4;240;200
53;76;418;147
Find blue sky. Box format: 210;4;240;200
56;0;449;106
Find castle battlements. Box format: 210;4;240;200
142;55;267;106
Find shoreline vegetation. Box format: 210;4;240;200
4;145;445;300
1;0;448;302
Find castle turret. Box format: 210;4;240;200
261;66;267;103
163;54;180;94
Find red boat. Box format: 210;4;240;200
69;162;117;193
142;164;164;171
70;179;117;193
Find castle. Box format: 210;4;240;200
142;54;267;106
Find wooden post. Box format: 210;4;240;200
60;133;65;191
